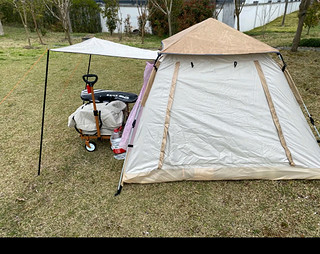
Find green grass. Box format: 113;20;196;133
1;12;320;237
245;11;320;47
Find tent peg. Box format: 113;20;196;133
114;185;122;196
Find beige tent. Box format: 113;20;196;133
116;18;320;194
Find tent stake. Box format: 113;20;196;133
38;49;50;175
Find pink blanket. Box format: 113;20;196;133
119;61;154;149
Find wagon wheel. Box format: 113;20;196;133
85;141;96;152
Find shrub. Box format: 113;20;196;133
177;0;215;31
299;38;320;47
70;0;102;33
148;0;215;36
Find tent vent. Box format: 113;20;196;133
234;61;237;68
191;62;194;68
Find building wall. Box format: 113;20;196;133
100;5;152;33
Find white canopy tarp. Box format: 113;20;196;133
51;37;158;60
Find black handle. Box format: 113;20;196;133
82;74;98;87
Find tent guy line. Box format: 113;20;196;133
0;49;47;106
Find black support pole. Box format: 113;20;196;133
87;54;92;74
38;49;50;176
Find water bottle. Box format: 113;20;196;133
110;127;126;160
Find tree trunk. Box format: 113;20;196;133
20;3;32;47
141;20;145;44
167;13;172;36
281;0;289;26
30;10;44;44
58;5;73;45
291;0;311;52
67;10;73;33
64;23;72;45
0;19;4;36
235;0;243;31
236;14;240;31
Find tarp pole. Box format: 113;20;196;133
87;54;92;74
38;49;50;175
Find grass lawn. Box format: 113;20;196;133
246;9;320;47
0;12;320;237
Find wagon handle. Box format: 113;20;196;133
82;74;98;87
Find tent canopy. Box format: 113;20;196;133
160;18;279;55
51;37;158;60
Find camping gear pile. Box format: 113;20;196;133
67;74;137;152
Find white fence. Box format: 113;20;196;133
217;0;301;32
99;0;301;34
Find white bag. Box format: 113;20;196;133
68;101;126;134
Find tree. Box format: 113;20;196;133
117;8;122;40
291;0;311;52
102;0;118;36
137;0;152;44
3;0;45;45
124;14;132;36
148;0;182;36
304;0;320;35
27;0;45;44
0;18;3;36
44;0;73;45
150;0;173;36
235;0;245;31
281;0;289;26
10;0;32;47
